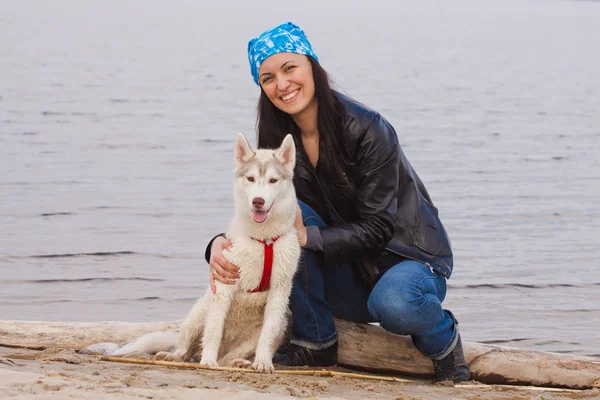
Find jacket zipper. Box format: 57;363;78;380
298;161;346;224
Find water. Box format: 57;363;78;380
1;0;599;357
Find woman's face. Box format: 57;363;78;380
258;53;317;118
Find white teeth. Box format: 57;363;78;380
282;90;299;101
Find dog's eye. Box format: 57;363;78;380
269;178;278;184
247;176;255;182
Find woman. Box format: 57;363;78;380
205;22;470;384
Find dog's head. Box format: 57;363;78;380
233;133;297;226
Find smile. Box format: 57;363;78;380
281;89;299;102
251;203;274;224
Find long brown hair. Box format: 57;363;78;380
256;56;346;181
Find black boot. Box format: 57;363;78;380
433;334;470;384
273;341;338;368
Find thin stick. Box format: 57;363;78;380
98;356;413;382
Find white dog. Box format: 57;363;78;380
107;133;300;374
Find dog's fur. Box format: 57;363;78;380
112;133;300;373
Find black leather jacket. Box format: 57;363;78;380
293;92;454;278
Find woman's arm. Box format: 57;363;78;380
318;113;402;262
204;234;239;292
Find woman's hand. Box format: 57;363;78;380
209;236;240;293
295;204;307;247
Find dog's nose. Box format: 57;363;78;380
252;197;265;209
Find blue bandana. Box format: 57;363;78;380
247;22;319;86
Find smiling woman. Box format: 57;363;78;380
258;54;317;122
204;21;469;384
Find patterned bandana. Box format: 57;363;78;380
247;22;319;86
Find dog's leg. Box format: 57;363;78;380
200;283;236;366
253;285;293;373
166;295;209;362
220;336;258;367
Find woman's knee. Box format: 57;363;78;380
369;289;440;334
368;284;422;325
367;262;444;332
298;200;326;228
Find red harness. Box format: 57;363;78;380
248;236;280;293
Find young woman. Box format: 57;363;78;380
205;22;470;384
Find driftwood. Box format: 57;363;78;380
334;319;600;390
1;319;598;390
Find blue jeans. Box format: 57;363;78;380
289;201;459;360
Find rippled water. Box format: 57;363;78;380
1;0;599;357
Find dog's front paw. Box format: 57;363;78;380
252;358;275;374
199;356;219;367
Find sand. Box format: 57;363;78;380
1;347;599;400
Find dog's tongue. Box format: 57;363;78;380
252;210;268;223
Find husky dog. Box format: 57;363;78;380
108;133;300;373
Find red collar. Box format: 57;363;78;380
248;236;280;293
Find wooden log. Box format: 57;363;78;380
1;319;598;390
334;319;600;390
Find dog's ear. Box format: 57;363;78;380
274;134;296;170
234;133;255;167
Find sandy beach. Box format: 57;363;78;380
2;346;599;400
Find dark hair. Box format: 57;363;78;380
256;56;346;182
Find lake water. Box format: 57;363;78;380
1;0;599;357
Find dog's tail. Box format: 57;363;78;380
112;331;179;356
79;331;179;357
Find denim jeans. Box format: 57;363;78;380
289;201;459;360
